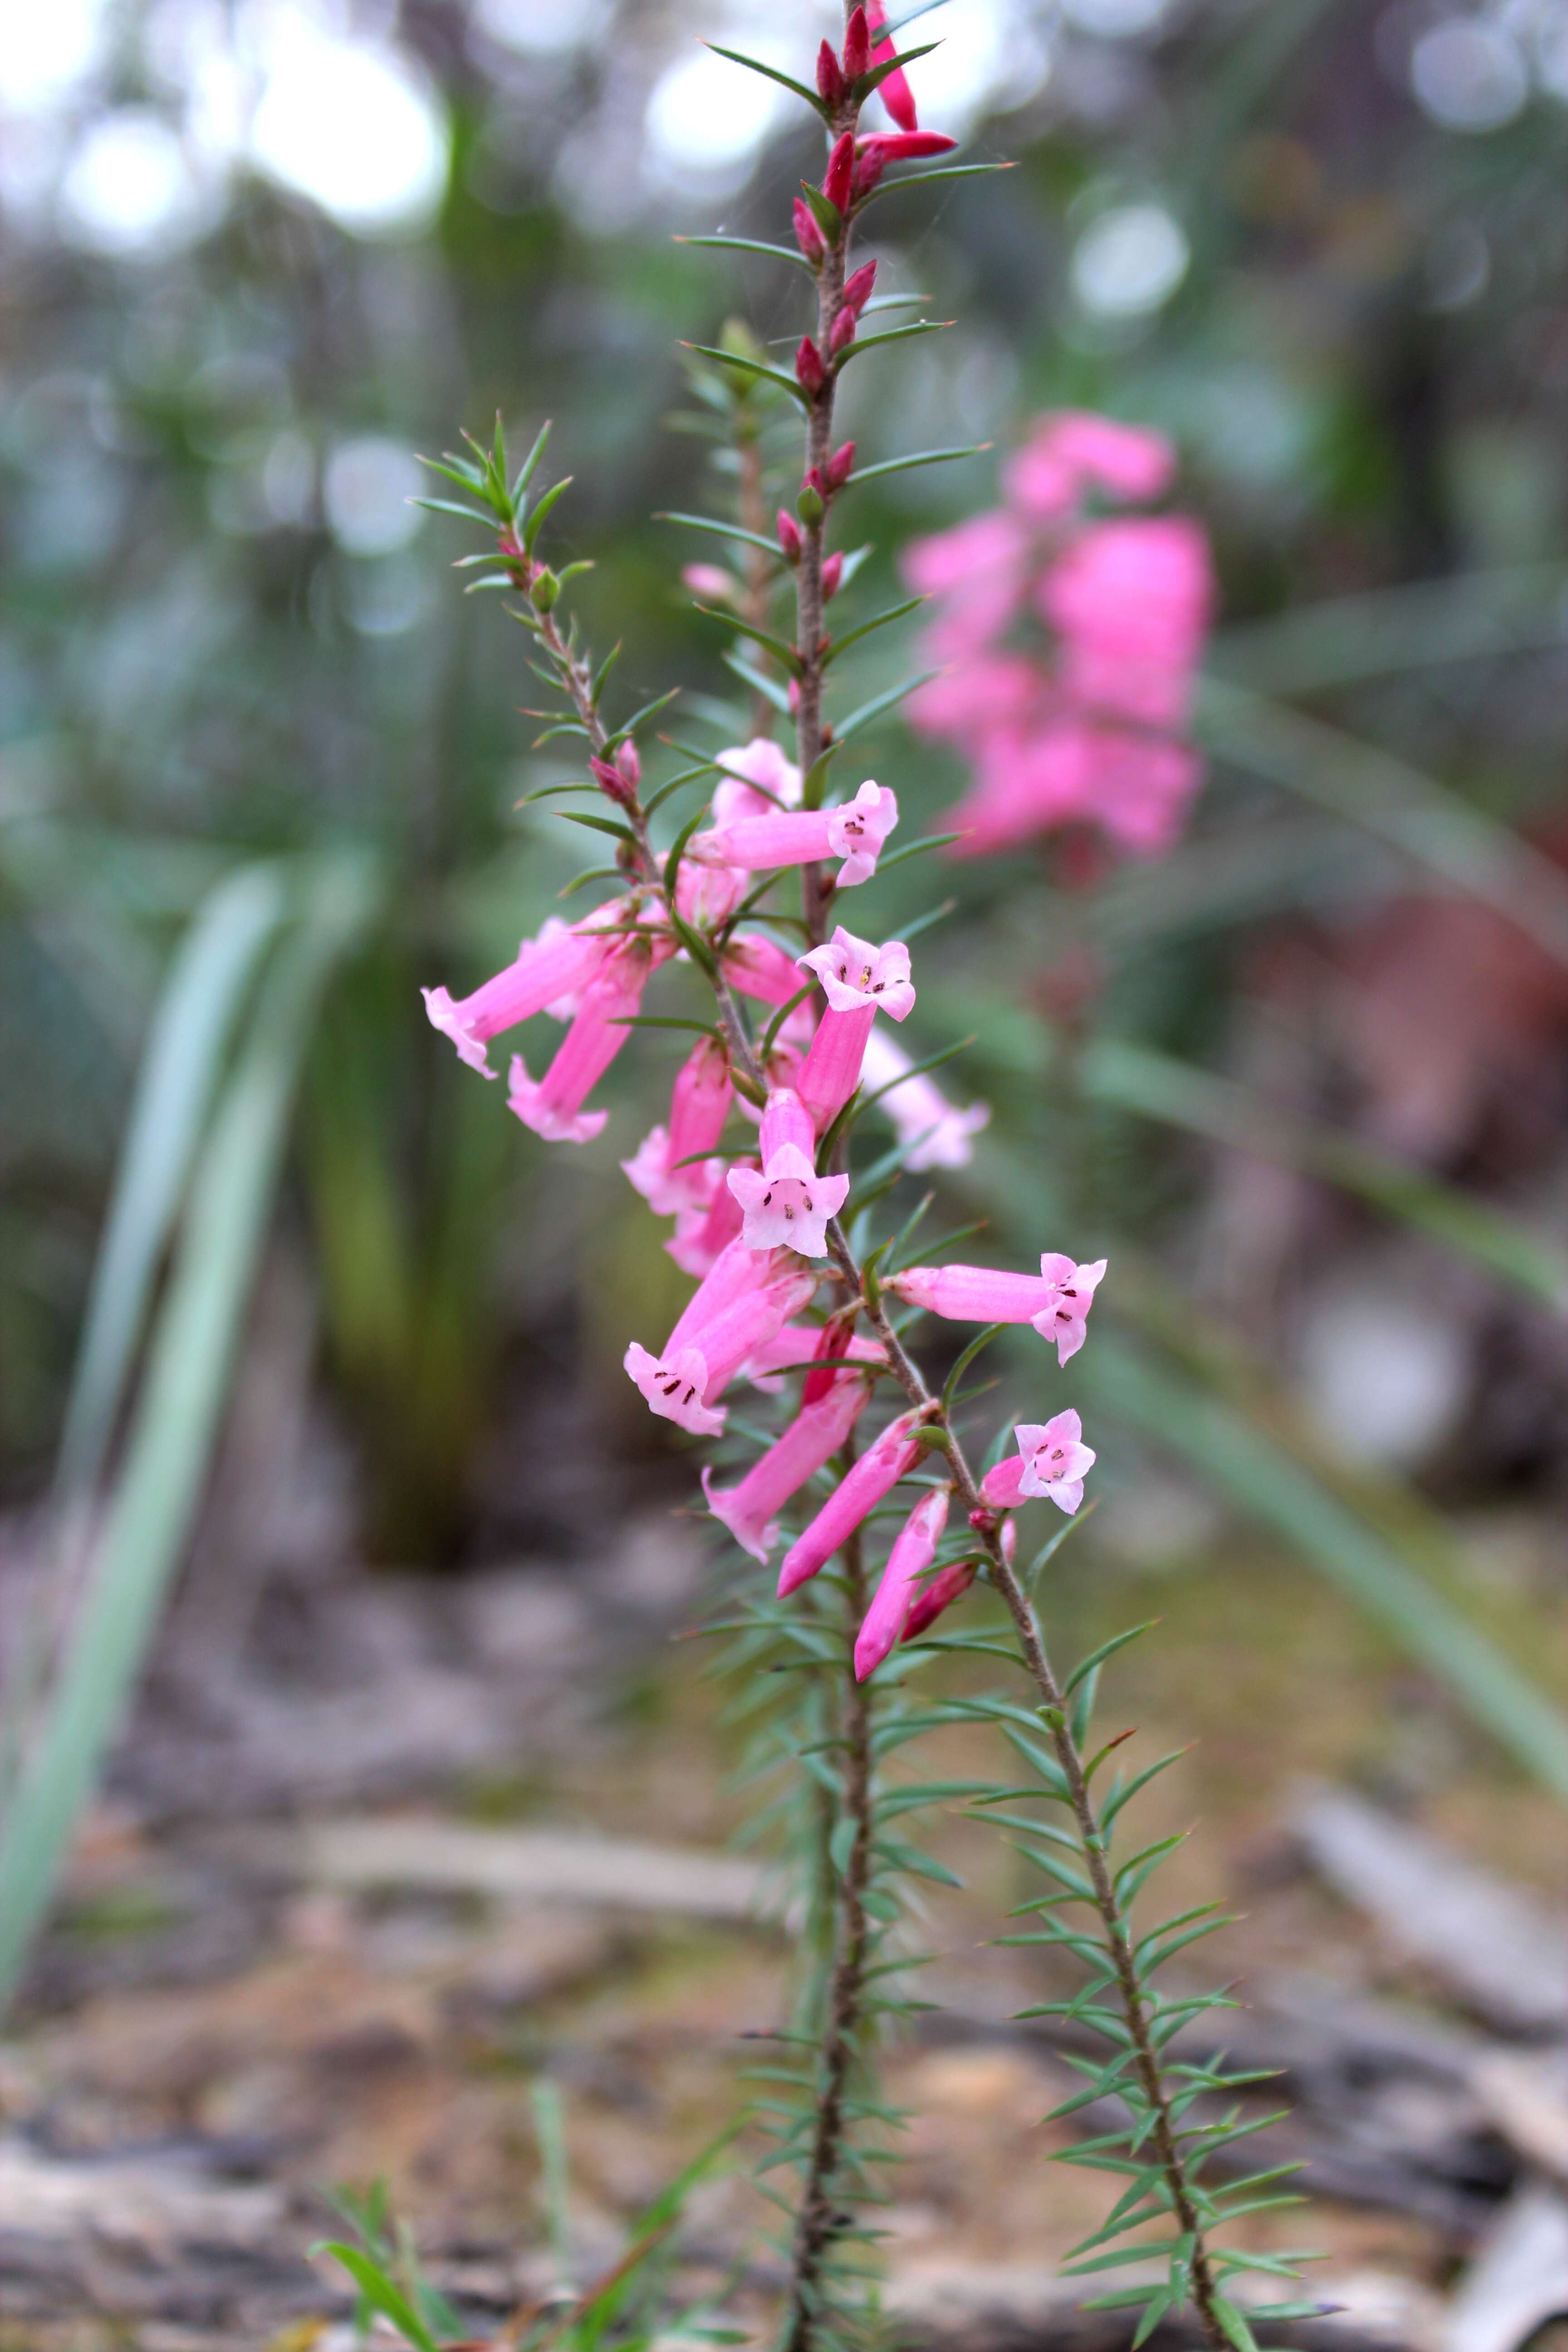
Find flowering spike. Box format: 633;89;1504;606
727;1088;850;1257
792;196;827;265
979;1412;1097;1515
778;1408;926;1595
855;1486;950;1677
795;336;828;397
702;1375;872;1562
822;129;856;214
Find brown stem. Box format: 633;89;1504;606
822;1222;1229;2352
783;1518;874;2352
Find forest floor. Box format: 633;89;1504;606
1;1494;1564;2352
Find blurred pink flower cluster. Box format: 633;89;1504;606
902;412;1215;860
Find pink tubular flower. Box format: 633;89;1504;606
854;130;956;194
778;1408;926;1596
625;1262;817;1439
422;908;628;1077
507;937;666;1144
799;925;916;1020
727;1088;850;1257
854;1486;950;1678
690;781;898;890
712;738;802;823
1040;517;1213;730
1003;412;1176;524
980;1413;1096;1515
621;1037;732;1215
797;1006;872;1131
859;1029;989;1170
887;1253;1107;1364
722;931;809;1008
702;1374;872;1562
864;0;918;130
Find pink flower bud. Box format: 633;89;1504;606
843;4;871;80
778;1408;926;1595
816;37;845;107
792;196;826;265
795;337;828;397
616;739;640;788
826;441;856;491
855;131;956;196
822;130;856;214
820;552;844;601
589;756;634;805
842;260;877;317
829;305;858;356
777;507;803;561
855;1486;951;1678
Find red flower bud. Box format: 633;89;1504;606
820;552;844;601
802;1314;856;1405
829;305;857;355
590;756;634;806
777;507;803;560
842;5;870;80
841;260;877;317
822;129;855;215
815;39;844;108
802;466;827;500
852;147;886;199
795;336;828;396
826;440;856;490
791;196;826;265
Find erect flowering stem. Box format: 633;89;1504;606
782;1512;875;2352
823;1222;1230;2352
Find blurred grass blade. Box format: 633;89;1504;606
53;860;291;1499
0;852;375;2011
1197;677;1568;971
1082;1038;1568;1311
1087;1338;1568;1800
1210;563;1568;697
